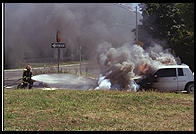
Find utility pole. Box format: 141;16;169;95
113;3;139;44
79;45;82;76
136;6;138;44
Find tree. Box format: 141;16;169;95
139;3;194;71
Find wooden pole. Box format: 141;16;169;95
79;45;82;75
136;6;138;44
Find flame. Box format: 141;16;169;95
138;63;149;75
137;40;144;48
161;58;175;65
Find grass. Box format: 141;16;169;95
3;89;194;131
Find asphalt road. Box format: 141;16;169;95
3;63;99;90
32;73;97;90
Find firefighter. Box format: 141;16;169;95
22;64;33;89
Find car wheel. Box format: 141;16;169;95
186;83;194;93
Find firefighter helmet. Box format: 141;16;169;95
26;64;31;70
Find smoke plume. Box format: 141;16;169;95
5;3;180;90
96;41;178;90
5;3;141;68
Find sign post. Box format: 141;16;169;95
51;31;65;73
51;43;65;48
58;47;60;73
51;42;65;73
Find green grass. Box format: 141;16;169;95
3;89;194;131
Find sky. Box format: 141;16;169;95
117;3;142;13
132;3;140;8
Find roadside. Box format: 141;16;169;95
3;89;194;131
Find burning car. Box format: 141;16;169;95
135;64;194;93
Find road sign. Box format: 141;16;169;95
51;42;65;48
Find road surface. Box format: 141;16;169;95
3;63;99;90
32;73;97;90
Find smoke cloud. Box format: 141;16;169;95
5;3;141;68
96;41;178;90
5;3;180;90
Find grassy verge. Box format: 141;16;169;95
3;89;194;131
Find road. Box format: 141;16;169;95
32;73;97;90
3;63;100;90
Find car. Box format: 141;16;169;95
135;64;194;93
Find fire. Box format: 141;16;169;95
96;41;178;91
161;58;176;65
138;63;149;75
137;40;144;48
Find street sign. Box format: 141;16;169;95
51;42;65;48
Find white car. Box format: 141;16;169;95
136;64;194;93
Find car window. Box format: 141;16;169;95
154;68;176;77
178;68;184;76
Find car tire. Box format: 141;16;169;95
186;83;194;93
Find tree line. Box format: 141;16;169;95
139;3;194;71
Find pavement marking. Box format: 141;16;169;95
42;88;56;90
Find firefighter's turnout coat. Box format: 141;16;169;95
23;69;33;88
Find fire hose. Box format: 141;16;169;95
4;78;23;88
